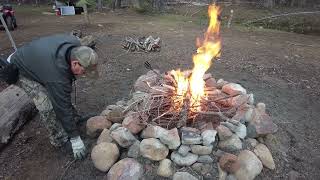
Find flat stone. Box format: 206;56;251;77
222;83;247;96
171;151;198;166
191;145;213;155
141;124;166;139
159;128;181;149
140;138;169;161
219;153;240;173
178;145;191;156
106;158;143;180
173;172;198;180
217;125;233;141
91;142;119;172
111;127;137;148
157;159;174;177
247;103;278;138
181;127;202;145
109;123;121;132
201;130;217;146
97;129;113;144
218;134;243;152
197;155;214;163
127;141;140;158
220;120;247;139
254;143;275;170
192;163;213;175
234;150;263;180
86;116;112;137
100;105;124;123
122;111;146;134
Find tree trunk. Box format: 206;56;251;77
83;4;90;24
0;85;36;150
116;0;121;8
97;0;102;11
264;0;275;8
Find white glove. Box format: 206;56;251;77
70;136;87;160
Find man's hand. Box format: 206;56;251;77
70;136;87;160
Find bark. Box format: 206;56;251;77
97;0;102;11
83;4;90;24
264;0;275;8
0;85;36;149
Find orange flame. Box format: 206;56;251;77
171;4;221;112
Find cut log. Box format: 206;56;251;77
0;85;37;149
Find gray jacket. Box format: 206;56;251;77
11;34;81;137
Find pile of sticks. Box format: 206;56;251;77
129;72;248;129
122;36;161;52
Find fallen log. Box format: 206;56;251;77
0;85;37;149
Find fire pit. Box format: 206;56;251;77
87;5;278;180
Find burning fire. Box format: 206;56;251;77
172;4;221;112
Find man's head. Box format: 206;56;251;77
70;46;98;77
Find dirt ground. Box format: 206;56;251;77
0;6;320;180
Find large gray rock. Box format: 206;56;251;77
106;158;143;180
181;127;202;145
222;83;247;96
91;143;119;172
157;159;174;177
243;138;258;150
97;129;113;144
247;103;278;138
253;143;275;170
111;127;137;148
140;138;169;161
234;150;263;180
178;145;191;156
218;134;243;152
197;155;214;163
159;128;181;149
86;116;112;137
109;123;122;132
221;120;247;139
201;130;217;146
171;151;198;166
127;141;140;158
173;172;198;180
191;145;213;155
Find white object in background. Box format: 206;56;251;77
60;6;75;16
